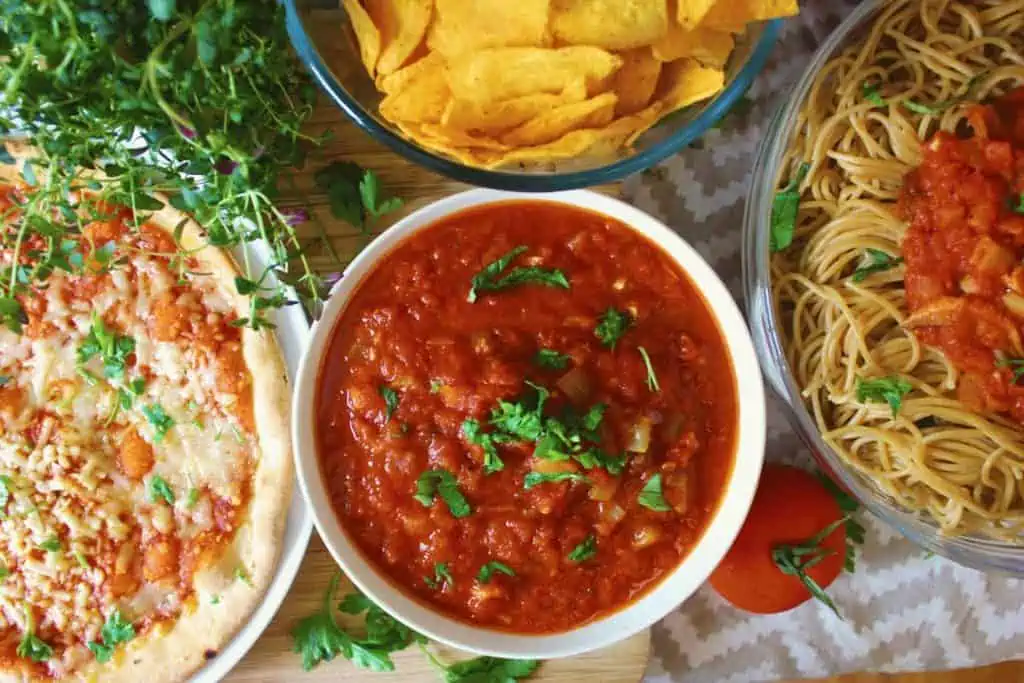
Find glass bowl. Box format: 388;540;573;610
283;0;781;191
741;0;1024;575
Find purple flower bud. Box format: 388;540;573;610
281;208;310;226
215;158;239;175
178;125;196;140
322;271;343;290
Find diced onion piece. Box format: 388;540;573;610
626;417;652;453
1005;292;1024;318
556;367;590;404
632;524;662;549
598;502;626;526
588;474;618;501
664;471;689;515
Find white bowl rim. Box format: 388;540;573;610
291;188;766;659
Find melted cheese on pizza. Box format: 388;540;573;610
0;195;260;677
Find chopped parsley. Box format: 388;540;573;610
477;561;516;584
862;81;885;107
856;376;913;416
770;162;810;253
424;562;453;589
637;346;660;393
16;624;52;663
211;595;221;605
568;534;597;563
235;567;253;586
379;385;399;421
88;609;135;663
429;379;443;394
142;403;174;442
851;248;903;282
902;73;987;117
186;487;200;509
148;475;175;505
1012;194;1024;215
461;419;509;474
523;471;589;489
637;474;671;512
534;348;570;370
594;308;631;349
413;470;472;518
467;246;569;303
0;565;8;580
76;313;135;381
38;536;61;552
424;652;540;682
0;474;10;508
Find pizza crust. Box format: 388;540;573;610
0;141;295;683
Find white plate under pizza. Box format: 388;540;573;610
0;147;312;682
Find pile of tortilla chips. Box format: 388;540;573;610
342;0;798;169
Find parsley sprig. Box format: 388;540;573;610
16;609;52;663
77;314;135;381
467;246;569;303
855;376;913;416
771;517;849;617
770;162;810;253
414;470;472;518
88;610;136;663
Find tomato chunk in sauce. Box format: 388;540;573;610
316;201;737;633
900;88;1024;420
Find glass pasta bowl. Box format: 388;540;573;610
742;0;1024;574
283;0;782;191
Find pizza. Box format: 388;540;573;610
0;150;293;681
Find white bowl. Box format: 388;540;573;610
292;189;766;659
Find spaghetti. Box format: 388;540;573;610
772;0;1024;540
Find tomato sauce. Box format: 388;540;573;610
316;201;737;633
900;89;1024;420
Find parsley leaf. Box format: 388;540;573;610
523;471;589;489
595;308;631;349
148;475;175;505
855;376;913;416
291;575;355;671
425;562;454;589
359;170;403;219
637;346;660;392
339;590;425;650
0;474;10;509
771;517;848;617
467;246;569;303
142;404;174;442
534;348;570;370
462;419;508;474
997;356;1024;383
638;474;671;512
414;470;472;518
89;609;135;663
314;162;366;230
770;162;810;253
438;656;540;682
851;248;903;282
17;629;52;663
862;81;885;107
489;381;548;442
568;534;597;563
379;385;399;421
477;561;516;584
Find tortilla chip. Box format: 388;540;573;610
366;0;433;76
651;24;734;67
703;0;798;31
419;124;511;150
651;58;725;115
550;0;669;51
446;46;623;103
427;0;551;58
378;54;449;124
442;81;587;134
501;92;618;147
611;48;662;116
675;0;718;29
343;0;381;76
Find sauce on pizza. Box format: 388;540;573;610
0;184;261;677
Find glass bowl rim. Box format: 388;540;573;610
741;0;1024;570
283;0;783;191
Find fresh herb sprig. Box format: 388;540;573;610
817;474;867;573
771;517;849;617
851;248;903;282
855;376;913;416
770;162;810;253
0;1;399;334
467;246;569;303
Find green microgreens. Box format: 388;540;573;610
76;314;134;381
855;376;913;416
413;470;472;518
771;517;849;617
467;246;569;303
87;609;135;663
770;162;810;253
534;348;570;370
477;561;516;584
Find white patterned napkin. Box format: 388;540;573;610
620;4;1024;680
